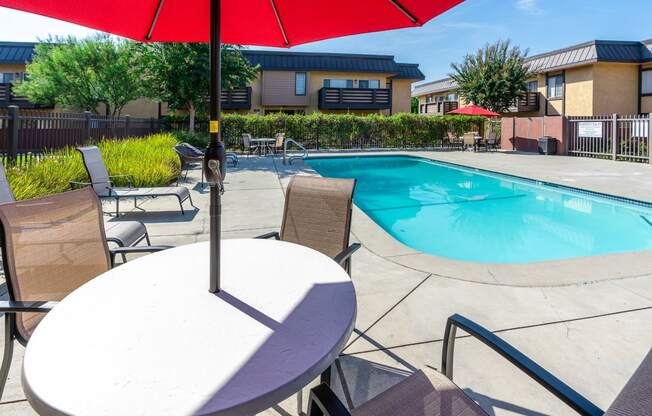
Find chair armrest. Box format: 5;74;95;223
442;314;604;416
0;300;58;313
109;245;173;267
307;383;351;416
333;243;361;266
254;231;280;240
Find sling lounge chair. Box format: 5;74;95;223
307;314;652;416
256;175;361;413
77;146;195;216
0;187;171;400
0;160;150;251
183;142;238;167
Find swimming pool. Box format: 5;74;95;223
306;155;652;263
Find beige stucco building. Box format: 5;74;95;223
1;43;424;117
412;39;652;118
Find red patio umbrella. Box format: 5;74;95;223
0;0;465;292
447;104;500;117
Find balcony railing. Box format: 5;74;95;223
507;91;539;113
0;83;53;109
423;100;459;115
221;87;251;110
318;87;392;110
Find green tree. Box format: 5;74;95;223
14;34;144;116
449;40;534;113
411;97;419;113
142;43;258;132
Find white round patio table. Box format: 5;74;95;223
22;239;356;416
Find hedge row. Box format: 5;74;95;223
165;113;486;149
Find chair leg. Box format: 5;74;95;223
145;232;151;245
321;365;332;386
188;194;197;209
0;314;16;401
115;198;119;216
297;390;303;416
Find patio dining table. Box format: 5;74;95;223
250;138;276;155
22;239;356;416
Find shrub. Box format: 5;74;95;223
7;133;180;200
168;113;486;150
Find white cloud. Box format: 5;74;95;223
516;0;544;14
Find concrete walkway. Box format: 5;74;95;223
2;151;652;416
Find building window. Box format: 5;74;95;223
526;80;539;92
295;72;306;96
642;70;652;96
426;95;433;103
359;79;380;89
447;94;458;101
324;79;353;88
1;72;22;83
547;74;564;99
437;96;444;102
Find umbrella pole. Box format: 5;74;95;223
206;0;225;293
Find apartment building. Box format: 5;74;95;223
1;42;424;117
413;39;652;117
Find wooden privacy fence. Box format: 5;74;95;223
567;114;652;163
0;105;161;165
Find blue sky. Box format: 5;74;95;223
1;0;651;83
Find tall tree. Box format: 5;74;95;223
449;40;534;113
141;43;258;131
14;34;144;116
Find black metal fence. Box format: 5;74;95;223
0;105;161;165
567;114;652;163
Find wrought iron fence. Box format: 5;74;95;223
567;114;652;163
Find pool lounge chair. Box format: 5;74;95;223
0;160;151;252
0;187;171;400
256;176;361;413
77;146;195;216
307;314;652;416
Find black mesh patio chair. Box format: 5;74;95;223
0;160;151;254
307;314;652;416
76;146;196;215
0;187;172;400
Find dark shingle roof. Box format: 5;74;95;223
0;41;37;64
413;39;652;97
242;50;424;80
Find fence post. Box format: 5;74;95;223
611;113;618;161
124;115;131;137
7;105;19;162
649;113;652;164
84;111;92;141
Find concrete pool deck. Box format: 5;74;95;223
2;150;652;416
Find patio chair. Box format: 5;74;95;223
486;131;498;152
0;160;151;254
255;176;361;413
256;176;361;275
76;146;196;216
0;187;171;400
181;142;238;167
463;132;477;151
446;131;462;150
242;133;258;155
174;144;205;184
272;132;286;154
307;313;652;416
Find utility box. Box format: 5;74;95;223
538;136;557;155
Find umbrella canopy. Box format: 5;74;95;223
0;0;465;292
447;105;500;117
0;0;464;47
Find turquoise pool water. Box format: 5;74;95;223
307;155;652;263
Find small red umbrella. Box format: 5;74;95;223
0;0;465;291
447;104;500;117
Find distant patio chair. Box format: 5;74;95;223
256;176;361;414
463;132;477;151
307;313;652;416
446;131;463;150
486;131;499;152
0;187;171;400
0;160;151;255
76;146;195;216
273;132;286;154
242;133;258;155
181;142;238;167
174;144;205;183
